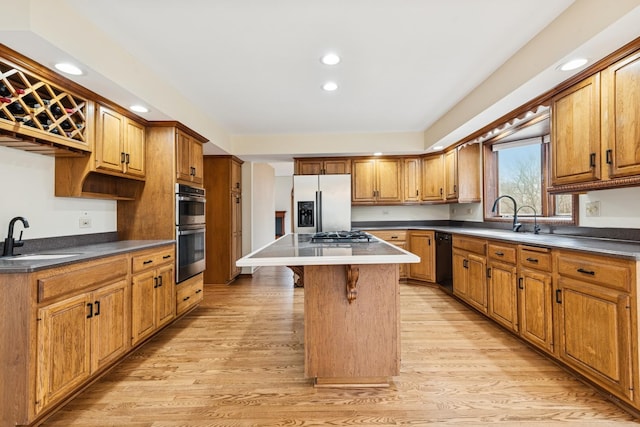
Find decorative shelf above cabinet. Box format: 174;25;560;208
0;52;91;155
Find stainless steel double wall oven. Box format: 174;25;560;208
175;183;206;283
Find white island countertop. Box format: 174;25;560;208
236;233;420;267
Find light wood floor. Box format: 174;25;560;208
43;266;639;426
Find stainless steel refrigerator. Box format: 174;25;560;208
293;174;351;233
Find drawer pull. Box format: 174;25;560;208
577;268;595;276
526;257;539;263
143;260;153;265
183;296;190;302
163;255;172;259
494;251;504;256
195;289;203;294
390;236;398;239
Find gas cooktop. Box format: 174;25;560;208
311;231;372;243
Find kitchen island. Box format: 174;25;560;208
236;233;420;387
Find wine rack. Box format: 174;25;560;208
0;58;89;152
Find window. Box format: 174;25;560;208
484;129;577;225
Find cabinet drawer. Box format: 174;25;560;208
556;250;632;292
176;273;204;315
38;256;128;303
453;236;486;255
487;242;516;264
367;230;407;241
519;246;552;272
132;246;175;273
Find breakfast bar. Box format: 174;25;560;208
236;233;420;387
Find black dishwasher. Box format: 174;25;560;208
435;232;453;292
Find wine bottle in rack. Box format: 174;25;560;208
50;104;63;118
0;83;11;97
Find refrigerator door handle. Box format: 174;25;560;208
316;190;322;232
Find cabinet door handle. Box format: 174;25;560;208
463;259;468;269
486;267;491;278
494;251;504;256
577;268;595;276
555;289;562;304
86;302;94;319
125;153;130;164
154;277;159;288
526;257;539;263
606;149;613;165
589;152;596;168
439;188;443;196
120;152;126;164
94;300;100;316
158;275;163;287
453;184;457;192
428;238;431;246
518;277;524;290
415;190;419;196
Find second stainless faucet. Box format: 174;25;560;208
491;195;521;232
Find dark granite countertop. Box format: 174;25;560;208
0;240;175;273
358;225;640;259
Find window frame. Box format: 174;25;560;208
483;134;578;226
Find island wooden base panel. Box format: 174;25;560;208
40;266;639;426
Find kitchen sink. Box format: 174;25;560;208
4;253;81;260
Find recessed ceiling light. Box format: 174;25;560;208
558;58;588;71
373;152;383;156
54;62;83;76
322;81;338;91
321;53;341;65
432;145;443;150
130;105;149;113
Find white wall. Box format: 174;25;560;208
352;204;450;222
274;176;293;235
0;146;116;239
579;187;640;229
241;162;276;273
450;202;484;222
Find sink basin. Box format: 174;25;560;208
4;253;81;261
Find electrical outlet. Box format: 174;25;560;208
585;201;600;217
79;217;92;228
466;208;473;215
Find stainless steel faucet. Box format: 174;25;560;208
2;216;30;257
491;195;521;232
516;205;540;234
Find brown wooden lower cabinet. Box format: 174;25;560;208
131;247;176;346
554;249;635;403
408;230;435;282
0;243;197;427
487;242;518;332
453;236;488;313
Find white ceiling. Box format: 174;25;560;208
2;1;640;163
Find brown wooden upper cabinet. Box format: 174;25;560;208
551;74;601;186
550;49;640;191
604;50;640;179
403;157;421;202
295;157;351;175
95;104;146;178
352;157;403;204
444;149;458;201
176;129;203;185
443;144;481;203
421;153;445;202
